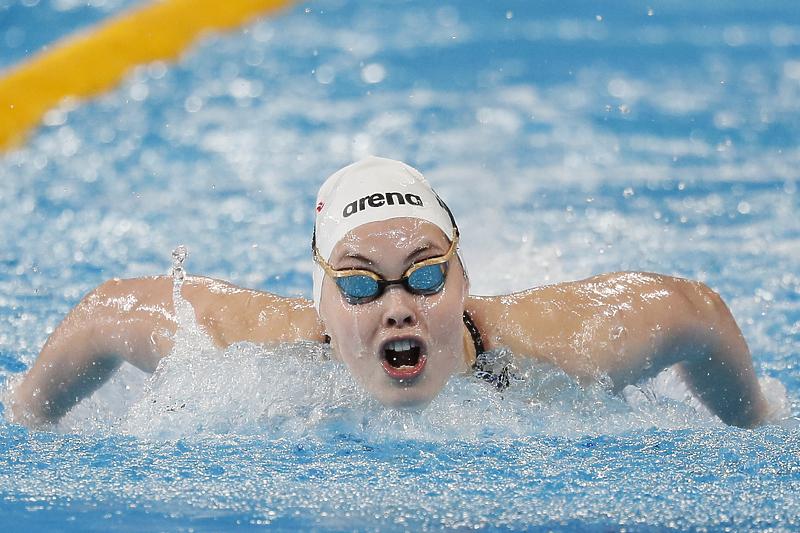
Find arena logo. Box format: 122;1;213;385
343;192;423;217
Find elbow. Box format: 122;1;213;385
663;277;738;329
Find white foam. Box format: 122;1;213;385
51;334;752;441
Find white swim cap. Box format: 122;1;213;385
312;156;458;313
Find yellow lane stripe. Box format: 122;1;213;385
0;0;297;152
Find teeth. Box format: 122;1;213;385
388;339;416;352
384;338;422;370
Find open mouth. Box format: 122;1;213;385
381;338;427;380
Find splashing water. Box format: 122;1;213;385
61;338;789;442
171;245;188;289
170;244;196;328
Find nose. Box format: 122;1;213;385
381;285;418;327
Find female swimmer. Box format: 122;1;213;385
6;156;773;428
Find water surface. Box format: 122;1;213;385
1;0;799;531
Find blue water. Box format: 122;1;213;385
2;0;800;531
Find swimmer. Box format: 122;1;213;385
6;156;774;429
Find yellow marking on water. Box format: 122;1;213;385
0;0;297;152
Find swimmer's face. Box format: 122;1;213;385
319;218;469;408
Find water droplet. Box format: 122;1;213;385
172;245;188;291
361;63;386;84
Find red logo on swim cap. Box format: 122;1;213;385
316;202;324;212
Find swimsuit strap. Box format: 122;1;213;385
465;311;515;391
462;310;486;357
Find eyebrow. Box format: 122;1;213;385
335;252;376;268
333;240;448;271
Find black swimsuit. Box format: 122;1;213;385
464;311;515;392
462;310;485;355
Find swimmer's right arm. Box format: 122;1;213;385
7;276;324;428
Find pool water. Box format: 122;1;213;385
1;0;800;531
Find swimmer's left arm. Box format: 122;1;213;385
467;271;772;428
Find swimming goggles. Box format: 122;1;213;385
313;230;459;305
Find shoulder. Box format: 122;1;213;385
464;271;727;366
180;276;326;346
469;271;718;316
93;275;326;347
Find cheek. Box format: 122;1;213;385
427;305;466;357
423;280;469;355
320;285;374;363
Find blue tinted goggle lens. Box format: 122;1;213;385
335;274;380;299
407;263;446;292
334;262;448;303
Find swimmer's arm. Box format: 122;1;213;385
182;276;325;348
8;276;324;428
468;272;772;428
8;276;176;427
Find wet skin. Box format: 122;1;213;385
318;219;470;408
